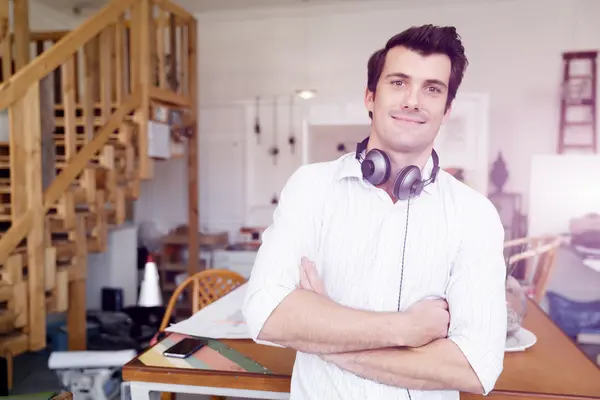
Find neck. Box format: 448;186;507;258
366;135;433;198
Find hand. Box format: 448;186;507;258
299;257;328;297
403;299;450;348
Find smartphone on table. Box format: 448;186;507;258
163;337;209;358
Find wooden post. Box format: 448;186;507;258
67;217;87;350
186;19;198;282
0;0;11;82
40;70;56;191
11;83;46;351
12;0;29;70
137;0;153;180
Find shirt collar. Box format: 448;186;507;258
335;151;439;196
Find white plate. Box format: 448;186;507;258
505;327;537;352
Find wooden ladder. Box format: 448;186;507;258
558;51;598;153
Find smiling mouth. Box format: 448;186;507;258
391;116;425;124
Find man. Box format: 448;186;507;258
243;24;507;400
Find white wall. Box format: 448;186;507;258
28;1;87;30
134;0;600;238
528;154;600;236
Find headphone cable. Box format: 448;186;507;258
396;197;412;400
397;197;411;313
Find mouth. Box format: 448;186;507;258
391;115;426;124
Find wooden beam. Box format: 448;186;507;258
9;30;69;43
115;16;125;102
59;55;77;228
12;0;29;70
149;86;189;107
67;217;87;350
21;82;45;350
0;2;7;43
27;30;69;42
186;18;198;283
0;0;136;111
0;0;11;81
138;0;153;179
8;97;26;222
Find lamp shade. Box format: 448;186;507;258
138;255;163;307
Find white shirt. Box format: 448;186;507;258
242;152;507;400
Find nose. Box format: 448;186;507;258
402;86;420;110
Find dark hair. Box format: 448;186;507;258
367;25;468;117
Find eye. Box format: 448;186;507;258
391;80;405;86
426;86;442;94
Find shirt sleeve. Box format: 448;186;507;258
242;165;322;343
446;196;507;395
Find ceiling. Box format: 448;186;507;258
38;0;506;17
175;0;367;13
36;0;372;15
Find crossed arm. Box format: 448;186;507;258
255;259;485;394
242;166;507;395
320;340;484;392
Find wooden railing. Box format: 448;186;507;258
0;0;197;355
0;31;68;82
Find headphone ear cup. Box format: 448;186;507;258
362;149;391;186
393;165;422;200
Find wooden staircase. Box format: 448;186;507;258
0;0;198;387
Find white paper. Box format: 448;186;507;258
166;283;252;339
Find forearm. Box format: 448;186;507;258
257;288;409;354
322;339;484;394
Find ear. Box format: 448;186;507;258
364;87;375;114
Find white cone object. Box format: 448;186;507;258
138;255;163;307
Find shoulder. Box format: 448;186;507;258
283;154;351;194
436;171;503;233
277;156;350;218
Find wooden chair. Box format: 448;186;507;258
52;392;73;399
506;236;562;304
504;235;554;282
157;269;247;400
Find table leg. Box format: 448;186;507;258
129;382;156;400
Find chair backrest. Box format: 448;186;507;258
506;236;562;304
159;269;246;332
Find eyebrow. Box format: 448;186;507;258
384;72;448;89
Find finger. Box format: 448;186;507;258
304;260;328;297
299;264;313;291
301;256;313;267
427;299;448;309
419;298;447;308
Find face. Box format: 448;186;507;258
365;46;452;155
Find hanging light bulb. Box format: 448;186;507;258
295;89;317;100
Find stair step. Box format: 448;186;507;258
0;212;14;222
0;180;10;194
53;134;122;145
55;161;108;170
54;117;106;128
54;102;118;111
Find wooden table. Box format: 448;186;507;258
465;301;600;400
122;300;600;399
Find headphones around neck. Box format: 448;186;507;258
355;137;440;200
